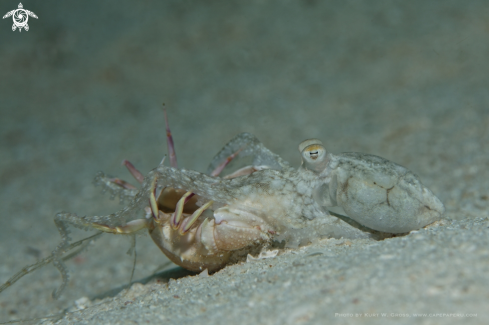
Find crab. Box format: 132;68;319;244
0;115;445;299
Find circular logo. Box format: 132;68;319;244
13;9;28;27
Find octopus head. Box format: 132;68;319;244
299;139;329;173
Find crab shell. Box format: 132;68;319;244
147;187;226;272
148;187;271;272
300;140;445;234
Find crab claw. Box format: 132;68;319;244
198;207;271;253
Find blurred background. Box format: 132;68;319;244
1;0;488;322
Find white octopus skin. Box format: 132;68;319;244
314;152;445;233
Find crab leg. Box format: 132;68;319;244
205;132;292;175
161;114;252;233
178;200;214;235
93;172;138;202
164;109;178;168
104;160;143;191
222;165;269;179
122;159;144;184
108;109;176;192
108;177;137;189
169;147;244;228
149;176;159;219
170;191;193;228
91;219;151;234
175;147;245;205
210;146;245;177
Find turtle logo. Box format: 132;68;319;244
3;3;38;32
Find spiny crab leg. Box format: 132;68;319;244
164;108;178;168
108;177;137;190
162;114;250;232
123;159;145;184
168;146;244;230
178;200;214;235
210;146;245;177
106;156;144;191
106;160;143;190
113;108;176;192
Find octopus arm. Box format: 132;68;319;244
155;166;246;204
205;133;292;174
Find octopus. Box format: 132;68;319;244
0;127;445;299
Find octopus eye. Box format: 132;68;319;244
303;145;324;162
309;150;319;160
298;139;328;173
